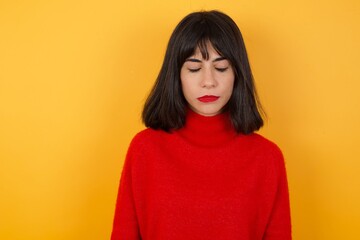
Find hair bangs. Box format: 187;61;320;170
178;17;229;64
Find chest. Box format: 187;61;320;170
132;140;273;213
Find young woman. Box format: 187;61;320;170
111;10;291;240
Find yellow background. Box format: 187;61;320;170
1;0;359;239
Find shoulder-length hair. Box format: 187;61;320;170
142;10;264;134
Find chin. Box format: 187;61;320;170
193;106;222;116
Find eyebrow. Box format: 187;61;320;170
185;57;227;63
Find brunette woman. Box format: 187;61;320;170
111;10;291;240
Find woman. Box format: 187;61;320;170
111;10;291;240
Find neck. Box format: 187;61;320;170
176;109;237;147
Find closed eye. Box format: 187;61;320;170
215;67;228;72
188;68;201;73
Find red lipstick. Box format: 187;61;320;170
197;95;220;103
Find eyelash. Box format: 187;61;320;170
216;67;228;72
188;67;228;73
189;68;201;73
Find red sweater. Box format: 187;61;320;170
111;110;291;239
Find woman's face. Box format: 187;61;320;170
180;43;235;116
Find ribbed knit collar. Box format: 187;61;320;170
176;109;238;147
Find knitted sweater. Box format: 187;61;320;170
111;110;291;239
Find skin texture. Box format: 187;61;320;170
180;43;235;116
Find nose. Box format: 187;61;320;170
201;68;217;88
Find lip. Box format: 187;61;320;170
197;95;220;103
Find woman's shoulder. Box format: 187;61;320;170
242;133;284;158
124;128;164;159
129;127;168;147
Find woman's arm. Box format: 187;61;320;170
263;150;292;240
111;142;141;240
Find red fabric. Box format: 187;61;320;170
111;110;291;240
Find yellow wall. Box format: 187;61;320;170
1;0;359;239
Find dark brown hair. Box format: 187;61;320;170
142;10;264;134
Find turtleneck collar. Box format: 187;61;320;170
175;109;238;147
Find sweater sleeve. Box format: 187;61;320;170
111;139;141;240
263;148;292;240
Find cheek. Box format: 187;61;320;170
180;70;189;89
180;77;192;100
224;77;235;96
180;74;196;96
229;80;235;93
181;81;195;100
